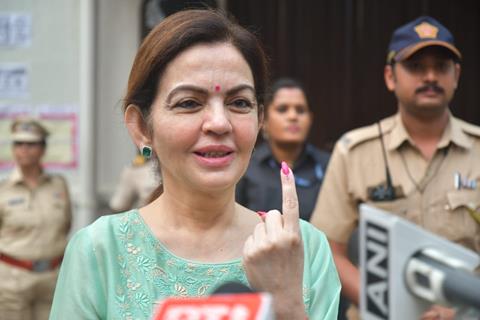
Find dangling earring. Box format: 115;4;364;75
141;145;152;159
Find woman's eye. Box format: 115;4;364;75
275;105;288;113
175;99;201;109
230;99;253;110
296;106;307;114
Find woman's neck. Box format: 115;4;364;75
19;164;42;188
269;141;303;168
141;181;254;263
145;172;238;233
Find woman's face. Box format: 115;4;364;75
264;87;312;145
147;42;260;192
12;142;45;168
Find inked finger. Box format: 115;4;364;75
280;161;300;233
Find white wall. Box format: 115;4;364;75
0;0;143;230
95;0;142;213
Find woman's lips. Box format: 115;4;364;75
285;125;301;133
193;145;235;168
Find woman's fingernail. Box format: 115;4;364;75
281;161;290;176
257;211;267;218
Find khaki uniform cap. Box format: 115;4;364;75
11;119;49;143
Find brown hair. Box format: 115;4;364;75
123;9;268;119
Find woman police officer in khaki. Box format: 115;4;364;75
0;118;71;319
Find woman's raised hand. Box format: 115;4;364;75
242;162;306;319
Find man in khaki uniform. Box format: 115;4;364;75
310;16;480;320
0;119;72;319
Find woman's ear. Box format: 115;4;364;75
124;104;151;149
258;104;265;130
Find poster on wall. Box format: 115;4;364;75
0;103;79;170
0;13;32;48
0;63;29;99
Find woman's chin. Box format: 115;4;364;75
190;173;239;193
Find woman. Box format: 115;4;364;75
237;78;330;221
50;10;340;320
0;119;71;320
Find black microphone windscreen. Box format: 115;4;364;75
212;282;254;295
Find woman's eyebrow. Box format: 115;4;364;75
226;84;255;96
166;85;208;104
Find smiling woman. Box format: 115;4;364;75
49;10;340;320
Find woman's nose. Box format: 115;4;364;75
202;103;233;135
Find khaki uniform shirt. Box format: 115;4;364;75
311;112;480;253
0;168;71;260
109;160;160;212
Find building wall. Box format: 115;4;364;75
95;0;143;215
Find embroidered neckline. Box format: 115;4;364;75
131;209;243;266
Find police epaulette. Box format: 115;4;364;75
339;116;396;151
458;118;480;138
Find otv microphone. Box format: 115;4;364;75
153;281;274;320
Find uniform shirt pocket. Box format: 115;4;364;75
444;189;480;249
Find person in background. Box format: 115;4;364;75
49;10;340;320
236;78;330;221
109;150;161;212
0;118;71;320
310;16;480;320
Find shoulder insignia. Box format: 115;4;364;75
339;116;396;151
458;119;480;138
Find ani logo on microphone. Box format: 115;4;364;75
365;222;389;319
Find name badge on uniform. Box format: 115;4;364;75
7;197;26;206
453;172;478;190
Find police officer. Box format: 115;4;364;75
0;118;72;319
310;16;480;320
109;151;161;212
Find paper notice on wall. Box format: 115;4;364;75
0;104;78;170
0;64;29;99
0;13;32;48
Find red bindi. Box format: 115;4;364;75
214;85;221;92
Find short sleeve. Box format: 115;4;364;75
301;221;341;319
49;228;106;320
109;167;136;212
310;142;358;244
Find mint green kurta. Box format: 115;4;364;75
49;210;340;319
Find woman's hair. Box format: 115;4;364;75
264;77;307;117
123;9;268;119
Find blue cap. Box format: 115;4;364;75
387;16;461;64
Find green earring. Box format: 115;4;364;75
141;146;152;159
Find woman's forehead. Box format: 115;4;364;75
159;42;254;90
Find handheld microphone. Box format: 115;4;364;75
153;282;274;320
359;204;480;320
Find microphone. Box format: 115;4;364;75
359;204;480;320
213;282;255;295
153;282;274;320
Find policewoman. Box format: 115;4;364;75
0;119;71;319
310;16;480;320
236;77;330;221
